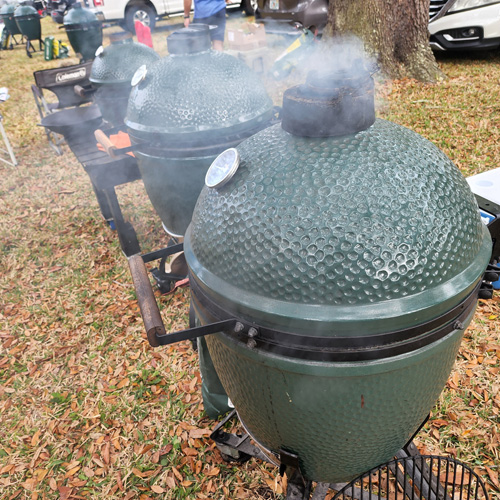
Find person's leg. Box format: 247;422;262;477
210;8;226;50
212;39;223;51
194;8;226;50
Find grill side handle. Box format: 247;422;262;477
95;129;118;158
128;253;166;347
128;253;239;347
94;129;138;158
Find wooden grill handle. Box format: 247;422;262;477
128;254;165;347
94;129;117;158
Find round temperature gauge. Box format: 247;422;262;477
131;65;148;87
205;148;240;189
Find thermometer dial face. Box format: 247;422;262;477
205;148;240;189
131;65;147;87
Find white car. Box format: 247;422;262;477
86;0;257;32
429;0;500;51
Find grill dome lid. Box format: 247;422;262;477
0;3;16;14
125;26;273;141
90;40;160;85
185;70;491;338
14;3;37;16
63;3;98;25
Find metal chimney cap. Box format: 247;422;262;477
167;24;211;54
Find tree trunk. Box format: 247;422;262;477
325;0;444;82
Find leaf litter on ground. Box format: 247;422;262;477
1;17;500;500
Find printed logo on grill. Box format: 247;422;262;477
55;68;86;83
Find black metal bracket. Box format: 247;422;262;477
479;262;500;299
280;450;312;500
145;243;186;294
151;319;238;347
210;410;274;464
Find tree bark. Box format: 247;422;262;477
325;0;445;82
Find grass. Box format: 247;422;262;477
1;13;500;500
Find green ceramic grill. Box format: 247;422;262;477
125;24;274;237
179;66;492;483
63;4;102;62
1;3;22;37
14;3;40;39
90;37;160;127
14;2;42;56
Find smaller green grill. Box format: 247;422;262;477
63;4;102;62
125;24;275;237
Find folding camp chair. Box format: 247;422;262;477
31;61;95;155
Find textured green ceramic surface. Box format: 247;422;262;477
186;119;491;336
63;6;102;61
136;153;216;236
1;3;22;35
202;307;472;482
126;51;273;135
90;42;159;85
14;4;40;40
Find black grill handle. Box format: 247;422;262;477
128;253;239;347
74;83;96;98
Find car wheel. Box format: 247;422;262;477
125;3;156;33
241;0;258;16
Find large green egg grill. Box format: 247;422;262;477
63;4;102;62
125;25;274;237
90;37;160;127
183;68;492;483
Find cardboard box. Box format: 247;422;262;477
225;46;270;74
227;23;266;51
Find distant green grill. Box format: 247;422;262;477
63;4;102;62
1;3;22;36
14;3;40;41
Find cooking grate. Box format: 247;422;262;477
329;455;489;500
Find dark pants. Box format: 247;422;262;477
194;7;226;41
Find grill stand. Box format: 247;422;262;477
25;36;44;58
63;125;143;257
209;411;489;500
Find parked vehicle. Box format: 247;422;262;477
429;0;500;51
47;0;78;23
256;0;500;51
86;0;257;33
256;0;328;34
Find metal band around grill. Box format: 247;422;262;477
188;277;481;362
